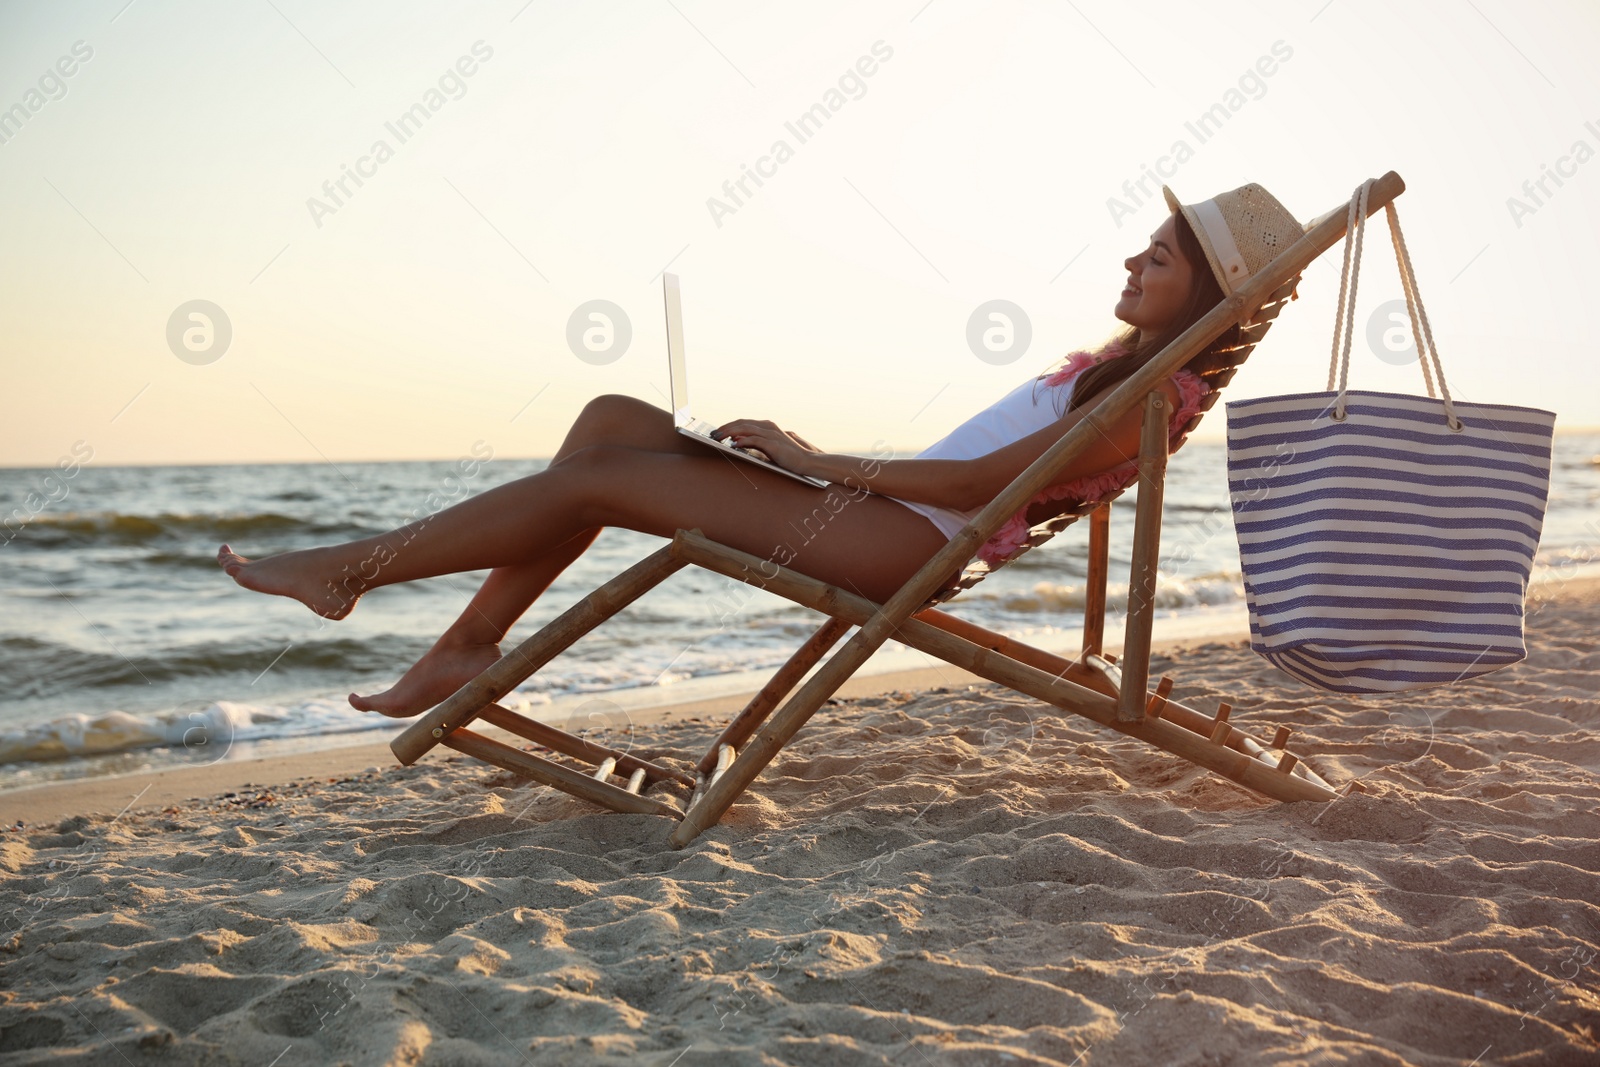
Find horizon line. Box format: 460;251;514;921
4;427;1599;471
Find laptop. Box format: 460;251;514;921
662;272;830;488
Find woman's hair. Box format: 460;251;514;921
1042;209;1243;417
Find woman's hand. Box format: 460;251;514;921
710;419;825;476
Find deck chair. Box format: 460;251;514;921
392;171;1407;844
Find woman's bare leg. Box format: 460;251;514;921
349;395;705;715
220;441;944;614
218;395;947;716
229;458;945;713
224;437;942;605
432;396;703;619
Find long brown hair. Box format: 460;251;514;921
1045;210;1242;416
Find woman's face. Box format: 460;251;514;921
1116;212;1197;335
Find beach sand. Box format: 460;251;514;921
2;580;1598;1065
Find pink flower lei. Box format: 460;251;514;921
973;338;1209;568
1037;338;1132;389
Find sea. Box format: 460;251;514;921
4;434;1598;796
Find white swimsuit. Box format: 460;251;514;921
886;374;1075;539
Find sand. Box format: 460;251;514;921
2;581;1598;1065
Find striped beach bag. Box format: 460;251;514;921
1226;180;1556;694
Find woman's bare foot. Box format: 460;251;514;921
349;639;502;718
217;543;363;620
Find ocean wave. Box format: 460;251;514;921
4;510;374;549
956;572;1244;614
1535;546;1600;569
991;549;1089;576
0;698;390;767
0;635;431;698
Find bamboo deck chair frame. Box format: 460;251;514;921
392;171;1407;843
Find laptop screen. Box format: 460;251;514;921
663;272;690;427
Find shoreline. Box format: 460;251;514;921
5;424;1599;469
0;615;1256;826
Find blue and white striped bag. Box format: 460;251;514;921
1225;181;1556;694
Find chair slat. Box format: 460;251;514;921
441;728;683;819
477;702;693;787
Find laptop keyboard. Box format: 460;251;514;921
685;419;773;461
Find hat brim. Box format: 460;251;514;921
1160;185;1234;297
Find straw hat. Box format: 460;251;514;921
1162;183;1305;298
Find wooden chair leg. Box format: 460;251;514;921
1117;391;1169;722
1082;503;1111;657
696;616;852;775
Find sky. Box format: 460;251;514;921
2;0;1597;468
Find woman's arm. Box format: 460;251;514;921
716;377;1182;512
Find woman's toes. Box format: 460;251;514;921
349;684;417;718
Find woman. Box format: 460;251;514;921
218;182;1304;718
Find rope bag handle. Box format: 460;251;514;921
1325;178;1462;430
